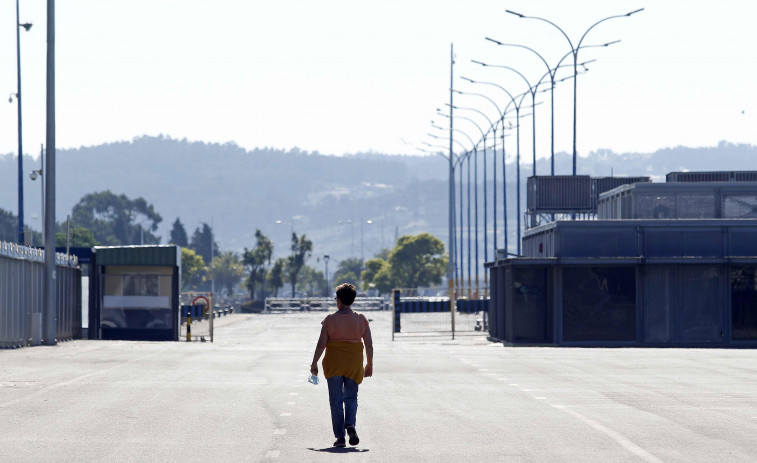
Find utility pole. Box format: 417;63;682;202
43;0;56;345
448;43;456;340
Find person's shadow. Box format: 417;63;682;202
308;447;369;453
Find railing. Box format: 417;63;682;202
0;241;81;348
264;297;388;312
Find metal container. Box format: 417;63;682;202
666;171;757;183
591;176;650;209
527;175;592;212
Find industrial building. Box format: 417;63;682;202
487;172;757;347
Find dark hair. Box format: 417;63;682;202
336;283;357;306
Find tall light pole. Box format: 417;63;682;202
472;60;542;177
423;137;466;293
323;254;330;296
360;219;373;262
485;40;618;175
14;0;32;245
43;0;56;346
429;132;472;295
453;83;507;297
444;102;491;298
505;8;644;174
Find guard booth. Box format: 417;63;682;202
92;245;181;341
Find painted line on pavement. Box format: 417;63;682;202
552;405;664;463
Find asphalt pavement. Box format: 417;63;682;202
1;310;756;462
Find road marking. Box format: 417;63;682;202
286;402;295;405
479;368;489;371
273;429;287;435
552;405;664;463
280;413;291;416
534;397;547;400
509;383;519;386
497;378;508;381
265;450;280;458
289;392;299;396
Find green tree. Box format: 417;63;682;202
286;232;313;297
55;227;98;248
0;208;42;246
242;229;273;300
189;222;219;264
332;257;363;289
361;233;448;293
181;247;206;291
209;251;244;297
361;258;389;291
266;258;286;296
71;191;162;245
0;208;15;242
389;233;447;288
169;218;188;247
374;248;391;260
296;265;327;296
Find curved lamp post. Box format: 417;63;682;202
430;132;475;295
422;138;467;292
471;60;544;177
482;42;616;175
505;8;644;174
459;78;533;255
447;98;495;298
454;82;506;284
14;0;32;244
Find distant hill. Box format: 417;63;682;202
1;136;755;264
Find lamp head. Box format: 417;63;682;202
29;171;38;180
505;10;524;18
20;23;32;31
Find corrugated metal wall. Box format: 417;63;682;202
0;241;81;348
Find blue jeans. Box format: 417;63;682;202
326;376;358;438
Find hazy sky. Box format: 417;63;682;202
1;1;756;165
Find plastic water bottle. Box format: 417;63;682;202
308;374;319;385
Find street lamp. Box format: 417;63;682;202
14;0;32;245
422;136;467;293
458;77;530;255
471;60;543;177
431;128;477;297
505;8;644;174
484;39;618;175
323;254;330;296
453;84;511;296
443;102;492;298
360;219;373;262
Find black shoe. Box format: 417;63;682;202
333;437;346;448
346;426;359;446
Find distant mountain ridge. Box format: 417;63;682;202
1;136;755;264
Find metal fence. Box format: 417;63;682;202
391;288;489;339
0;241;81;348
264;297;388;312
